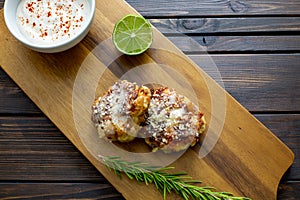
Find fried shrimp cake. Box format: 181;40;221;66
142;87;206;153
92;80;151;142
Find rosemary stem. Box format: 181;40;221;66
100;156;251;200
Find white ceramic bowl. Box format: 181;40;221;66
4;0;96;53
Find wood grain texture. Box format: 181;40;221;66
0;183;123;200
0;182;299;200
0;2;295;199
150;17;300;34
191;54;300;112
277;181;300;199
2;1;300;17
255;114;300;181
0;113;298;199
168;36;300;52
0;0;298;199
0;69;39;114
0;114;298;181
126;0;300;17
1;54;299;113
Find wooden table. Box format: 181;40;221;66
0;0;299;199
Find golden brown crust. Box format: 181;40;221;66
92;80;151;142
141;87;206;153
91;81;206;153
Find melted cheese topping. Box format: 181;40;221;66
92;80;151;142
143;87;205;152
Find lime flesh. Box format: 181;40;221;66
113;14;153;55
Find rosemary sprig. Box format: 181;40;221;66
100;156;251;200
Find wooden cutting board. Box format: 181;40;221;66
0;1;294;199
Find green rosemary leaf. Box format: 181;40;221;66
163;181;167;200
143;173;149;185
136;173;144;182
169;181;181;194
152;176;162;193
180;188;189;200
101;156;251;200
184;179;202;184
194;191;207;200
168;172;189;176
158;166;175;171
124;171;133;179
165;179;175;193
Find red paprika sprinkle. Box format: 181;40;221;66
17;0;89;43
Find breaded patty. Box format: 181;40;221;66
141;87;206;153
92;80;151;142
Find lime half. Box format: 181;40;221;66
112;14;153;55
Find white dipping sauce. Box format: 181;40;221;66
16;0;90;44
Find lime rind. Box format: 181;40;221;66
113;14;153;55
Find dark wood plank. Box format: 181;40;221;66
190;54;300;112
126;0;300;17
0;181;299;200
150;17;300;34
167;35;300;52
255;114;300;181
278;181;300;200
3;1;300;16
0;114;298;199
0;183;123;200
0;116;102;181
2;2;300;33
1;54;299;113
0;114;299;181
1;1;298;200
0;70;39;114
